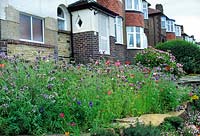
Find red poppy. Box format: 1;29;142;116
0;64;5;68
165;66;171;71
59;112;65;118
107;90;112;95
125;61;131;65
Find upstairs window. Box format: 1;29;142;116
57;7;66;30
115;16;123;44
175;26;181;37
20;13;44;43
161;16;166;29
125;0;142;12
143;1;148;19
166;20;175;32
126;26;146;49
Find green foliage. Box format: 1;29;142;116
123;123;161;136
0;53;190;135
156;40;200;74
91;128;117;136
135;47;185;76
161;116;184;130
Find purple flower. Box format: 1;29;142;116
89;101;93;107
77;101;81;105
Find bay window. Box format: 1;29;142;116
20;13;44;43
115;16;123;44
126;26;147;49
166;20;175;32
161;16;166;29
125;0;142;12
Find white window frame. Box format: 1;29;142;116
98;13;110;55
19;13;44;44
126;26;145;49
57;6;67;30
175;25;181;37
161;16;166;29
166;20;175;33
115;16;123;44
142;1;148;19
125;0;143;12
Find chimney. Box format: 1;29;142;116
156;4;163;13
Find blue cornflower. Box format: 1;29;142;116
89;101;93;107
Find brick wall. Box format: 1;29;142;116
73;31;99;63
166;32;176;40
97;0;124;17
125;12;144;27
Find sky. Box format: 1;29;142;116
147;0;200;42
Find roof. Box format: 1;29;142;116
143;0;151;6
148;8;162;15
68;0;118;17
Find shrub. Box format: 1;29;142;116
135;47;184;77
160;116;184;130
91;128;117;136
156;40;200;74
123;123;161;136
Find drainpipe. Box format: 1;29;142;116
69;11;74;60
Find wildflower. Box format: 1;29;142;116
107;90;112;95
165;65;171;71
65;132;70;136
125;61;131;65
95;60;99;65
191;95;199;100
189;92;193;97
39;107;45;113
70;122;76;126
89;101;93;107
105;60;110;66
115;60;121;67
59;112;65;118
130;74;135;78
0;64;5;68
77;101;81;105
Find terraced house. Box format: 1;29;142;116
0;0;196;63
0;0;149;63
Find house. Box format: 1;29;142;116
0;0;149;63
147;4;177;47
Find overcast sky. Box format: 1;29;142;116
147;0;200;42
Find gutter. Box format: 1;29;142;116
69;11;74;60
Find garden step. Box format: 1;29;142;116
114;109;186;127
178;75;200;86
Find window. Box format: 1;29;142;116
125;0;142;11
166;20;175;32
57;7;66;30
161;16;166;29
175;26;181;37
115;16;123;44
126;26;146;49
143;1;148;19
20;13;44;42
98;13;110;54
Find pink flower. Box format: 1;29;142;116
95;60;99;65
59;112;65;118
115;60;121;67
105;60;110;66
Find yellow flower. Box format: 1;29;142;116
192;95;199;100
65;132;70;136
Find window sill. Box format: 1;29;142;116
125;10;143;13
5;39;55;48
127;47;144;50
58;30;71;34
